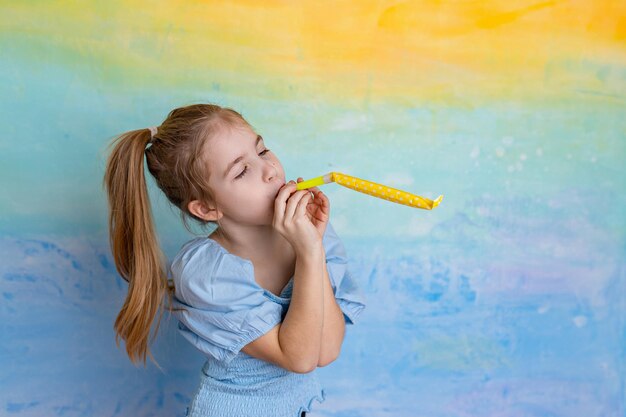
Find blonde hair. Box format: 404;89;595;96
102;103;252;368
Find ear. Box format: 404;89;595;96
188;199;222;222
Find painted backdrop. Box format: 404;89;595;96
1;1;625;416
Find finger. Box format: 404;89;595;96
308;185;323;200
319;191;329;206
305;199;317;217
274;182;297;222
295;191;311;219
311;189;327;209
305;187;325;206
285;189;312;220
292;191;312;221
314;193;330;219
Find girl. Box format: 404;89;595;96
102;103;366;417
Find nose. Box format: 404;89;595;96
264;160;280;182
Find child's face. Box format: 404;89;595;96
203;124;287;225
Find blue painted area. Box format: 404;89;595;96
0;39;624;417
0;232;624;416
6;401;40;413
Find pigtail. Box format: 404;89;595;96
102;128;171;369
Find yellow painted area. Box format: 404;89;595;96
1;1;624;105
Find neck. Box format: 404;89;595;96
211;223;293;263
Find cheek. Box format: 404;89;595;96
269;154;281;166
272;159;284;175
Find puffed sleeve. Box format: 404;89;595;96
322;221;366;325
169;240;284;364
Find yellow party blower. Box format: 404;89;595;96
295;172;443;210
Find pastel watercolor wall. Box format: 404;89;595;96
1;1;625;416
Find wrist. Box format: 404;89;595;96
295;241;324;263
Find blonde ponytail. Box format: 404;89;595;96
102;128;172;368
102;104;254;368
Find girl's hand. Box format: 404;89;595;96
296;177;330;239
273;181;321;255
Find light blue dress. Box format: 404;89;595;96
168;221;366;417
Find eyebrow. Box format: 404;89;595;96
223;135;263;177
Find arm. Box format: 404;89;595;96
317;253;346;367
242;244;325;373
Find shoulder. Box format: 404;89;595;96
169;237;252;306
170;236;222;279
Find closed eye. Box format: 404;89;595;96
235;149;271;179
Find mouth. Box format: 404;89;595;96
273;182;286;199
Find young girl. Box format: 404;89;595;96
103;103;366;417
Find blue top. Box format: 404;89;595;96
168;221;366;417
